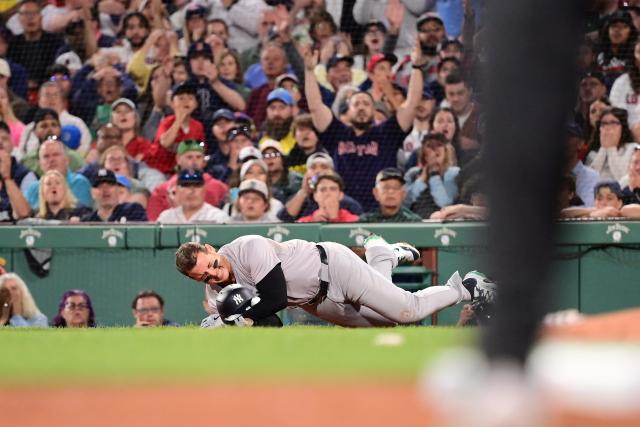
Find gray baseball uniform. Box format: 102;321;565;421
204;235;460;327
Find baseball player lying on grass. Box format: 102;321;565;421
174;235;496;328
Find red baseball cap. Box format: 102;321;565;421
367;53;397;73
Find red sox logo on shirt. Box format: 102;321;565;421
337;141;380;156
626;93;638;105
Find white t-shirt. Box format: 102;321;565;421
156;202;229;223
610;73;640;127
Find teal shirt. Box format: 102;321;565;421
25;170;92;209
359;206;423;223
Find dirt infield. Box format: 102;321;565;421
1;383;432;427
543;307;640;341
2;309;638;427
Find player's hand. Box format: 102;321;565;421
223;315;253;327
200;314;225;328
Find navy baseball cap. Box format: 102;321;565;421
226;126;252;142
171;81;198;98
595;181;623;198
364;20;386;33
212;108;235;123
185;4;207;20
581;69;605;85
188;41;213;60
326;55;354;70
177;169;205;186
92;168;118;187
267;88;294;106
422;88;435;99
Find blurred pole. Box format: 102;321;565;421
482;0;585;363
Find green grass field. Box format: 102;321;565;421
0;327;473;385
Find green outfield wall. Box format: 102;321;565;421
0;221;638;326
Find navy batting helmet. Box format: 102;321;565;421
216;284;260;322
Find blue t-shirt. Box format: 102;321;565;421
319;116;408;211
25;170;92;210
81;202;148;222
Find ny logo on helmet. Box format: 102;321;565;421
232;294;244;305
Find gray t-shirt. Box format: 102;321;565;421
205;235;322;310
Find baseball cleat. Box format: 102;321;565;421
462;270;497;305
391;242;421;264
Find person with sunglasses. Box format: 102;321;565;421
156;168;228;224
260;139;302;202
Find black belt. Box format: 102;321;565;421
308;245;329;305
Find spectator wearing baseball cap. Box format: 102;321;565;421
362;53;399;112
404;131;460;219
286;114;323;175
205;108;238;175
145;81;205;175
354;20;397;72
260;139;303;202
394;11;447;88
275;73;303;110
597;10;638;84
316;54;367;106
147;139;228;221
258;88;297;155
110;98;150;161
186;40;246;128
277;151;363;222
229;179;280;223
221;125;257;188
221;158;284;219
576;69;608;133
81;168;148;222
156;168;229;223
360;168;422;223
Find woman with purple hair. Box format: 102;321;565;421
51;290;96;328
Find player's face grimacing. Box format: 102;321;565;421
188;245;233;286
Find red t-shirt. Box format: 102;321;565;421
146;173;229;221
125;135;151;159
297;208;359;223
144;116;205;175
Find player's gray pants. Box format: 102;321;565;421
303;242;459;327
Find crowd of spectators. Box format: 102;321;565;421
2;0;640;226
0;273;179;327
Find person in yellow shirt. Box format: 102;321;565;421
257;88;296;154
